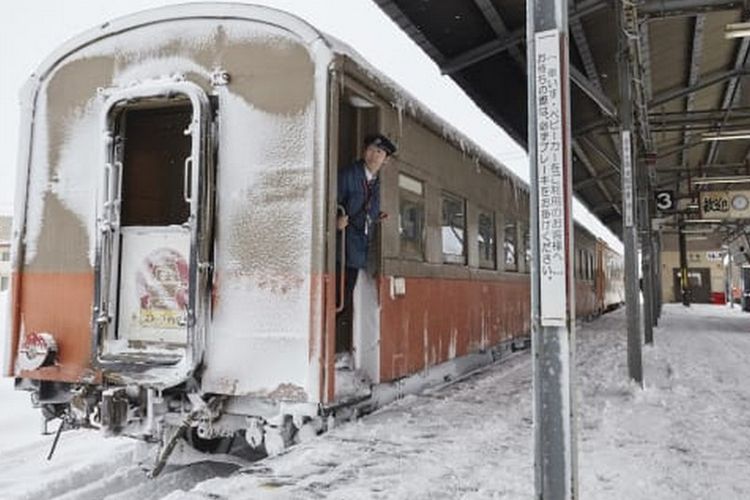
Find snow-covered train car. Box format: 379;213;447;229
3;3;621;463
4;3;338;452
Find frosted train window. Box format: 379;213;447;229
398;174;425;260
441;192;466;264
477;209;496;270
399;173;423;195
504;220;517;271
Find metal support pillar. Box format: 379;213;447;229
678;219;691;306
617;0;643;384
653;231;662;324
639;188;654;344
527;0;577;497
728;252;734;308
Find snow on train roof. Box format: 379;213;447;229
22;2;621;253
26;3;524;188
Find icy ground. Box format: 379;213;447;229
2;299;749;499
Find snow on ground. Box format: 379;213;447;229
2;301;749;499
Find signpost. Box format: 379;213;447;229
655;190;675;212
528;1;576;498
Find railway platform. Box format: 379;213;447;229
180;303;750;500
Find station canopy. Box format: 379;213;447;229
374;0;750;243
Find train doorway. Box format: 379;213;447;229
333;88;382;400
116;103;192;346
95;83;214;374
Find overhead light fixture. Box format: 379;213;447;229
687;236;708;241
683;219;722;224
692;176;750;186
701;130;750;141
725;22;750;39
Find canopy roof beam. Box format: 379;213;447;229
441;0;608;74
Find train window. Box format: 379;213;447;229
399;174;425;260
441;192;466;264
504;220;517;271
477;209;496;270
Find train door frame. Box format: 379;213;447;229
329;74;385;402
93;81;214;378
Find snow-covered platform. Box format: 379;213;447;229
2;303;749;499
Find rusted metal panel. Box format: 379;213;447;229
379;275;530;382
12;272;96;383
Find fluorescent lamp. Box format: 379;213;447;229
701;130;750;141
725;22;750;39
683;219;722;224
692;176;750;185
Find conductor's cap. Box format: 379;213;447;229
364;134;397;156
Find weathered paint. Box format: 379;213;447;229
11;272;96;382
26;193;92;273
378;275;530;382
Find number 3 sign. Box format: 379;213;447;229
655;190;674;211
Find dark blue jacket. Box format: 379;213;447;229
338;160;380;269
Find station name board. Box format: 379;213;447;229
700;190;750;219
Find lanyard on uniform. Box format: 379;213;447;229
362;178;375;236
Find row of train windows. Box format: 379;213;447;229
575;250;623;281
398;173;530;271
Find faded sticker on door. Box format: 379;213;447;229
137;248;188;329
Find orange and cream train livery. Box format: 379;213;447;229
3;3;623;467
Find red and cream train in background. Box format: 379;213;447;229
3;4;623;455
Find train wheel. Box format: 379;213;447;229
185;427;231;453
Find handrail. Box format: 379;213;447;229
335;205;347;313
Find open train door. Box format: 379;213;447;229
93;81;214;386
327;79;382;403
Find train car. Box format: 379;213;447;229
3;3;622;464
574;226;624;319
597;239;625;312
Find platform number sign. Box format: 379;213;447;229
655;190;675;211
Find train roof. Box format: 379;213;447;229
22;2;527;196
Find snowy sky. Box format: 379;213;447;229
0;0;622;251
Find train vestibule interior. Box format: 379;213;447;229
333;87;382;401
104;99;194;359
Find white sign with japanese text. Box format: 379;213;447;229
535;29;567;327
622;130;634;227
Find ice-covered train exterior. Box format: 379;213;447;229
3;4;623;455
